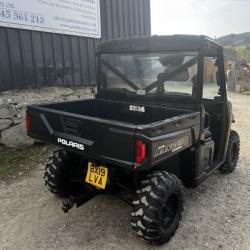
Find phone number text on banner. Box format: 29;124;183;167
0;0;101;38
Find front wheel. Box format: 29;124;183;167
131;171;183;244
220;130;240;174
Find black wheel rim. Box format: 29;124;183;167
231;142;238;163
162;194;178;229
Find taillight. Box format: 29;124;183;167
25;112;31;130
135;139;146;164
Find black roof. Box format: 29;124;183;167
97;35;223;53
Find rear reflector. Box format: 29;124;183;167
25;112;31;130
135;139;146;164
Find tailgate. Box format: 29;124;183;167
27;105;136;168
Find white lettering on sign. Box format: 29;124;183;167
0;0;101;38
57;137;85;151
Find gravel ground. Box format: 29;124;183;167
0;93;249;250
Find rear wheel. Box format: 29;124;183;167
220;130;240;174
44;149;73;197
131;171;183;244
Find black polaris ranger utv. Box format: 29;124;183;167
26;35;240;244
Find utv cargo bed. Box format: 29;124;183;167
38;98;192;125
27;98;199;169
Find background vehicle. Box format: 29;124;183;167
26;35;240;244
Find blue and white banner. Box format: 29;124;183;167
0;0;101;38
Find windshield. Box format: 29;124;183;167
99;52;198;96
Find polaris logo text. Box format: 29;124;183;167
154;139;183;158
57;138;85;151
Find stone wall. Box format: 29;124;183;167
0;87;95;149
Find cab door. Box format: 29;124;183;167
201;51;231;171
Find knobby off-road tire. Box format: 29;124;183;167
44;149;71;197
220;130;240;174
131;171;183;244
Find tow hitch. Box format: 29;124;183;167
62;189;98;213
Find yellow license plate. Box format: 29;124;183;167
85;162;108;189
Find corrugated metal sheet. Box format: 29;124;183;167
0;0;151;91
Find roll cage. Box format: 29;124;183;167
96;35;227;104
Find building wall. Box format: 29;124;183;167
0;0;151;91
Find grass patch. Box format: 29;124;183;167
0;145;54;178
